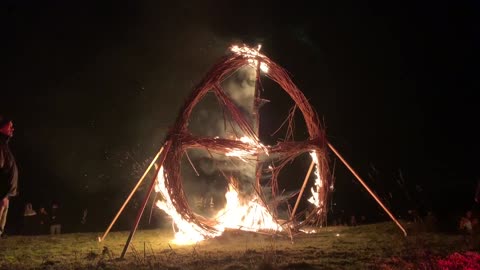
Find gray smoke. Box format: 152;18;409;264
183;65;259;215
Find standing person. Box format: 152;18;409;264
473;178;480;217
0;115;18;238
49;202;62;235
459;210;476;247
475;178;480;204
79;208;88;232
37;207;49;235
23;202;37;235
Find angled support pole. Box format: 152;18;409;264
99;146;164;242
120;142;171;259
327;142;407;237
290;158;315;221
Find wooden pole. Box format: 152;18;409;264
98;146;164;242
253;63;262;194
290;158;315;221
120;142;171;258
327;142;407;237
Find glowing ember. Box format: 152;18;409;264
299;228;317;234
230;44;265;58
225;136;269;160
230;44;269;73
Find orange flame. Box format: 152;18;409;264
154;136;281;245
214;184;282;232
308;151;323;209
155;166;221;245
155;170;282;244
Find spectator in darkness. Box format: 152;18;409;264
0;115;18;238
37;206;49;235
23;202;37;235
49;202;62;235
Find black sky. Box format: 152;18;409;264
1;1;478;230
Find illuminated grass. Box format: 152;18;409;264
0;222;468;270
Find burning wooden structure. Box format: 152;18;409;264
98;45;406;258
153;45;332;244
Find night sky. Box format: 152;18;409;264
1;1;478;232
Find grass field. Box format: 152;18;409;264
0;222;472;270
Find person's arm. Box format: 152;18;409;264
6;162;17;197
0;147;9;200
0;146;17;198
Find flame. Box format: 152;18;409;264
155;146;324;244
230;44;265;58
307;151;323;209
214;184;282;232
230;44;269;73
155;166;281;245
225;136;269;160
155;166;221;245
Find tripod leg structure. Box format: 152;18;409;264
99;146;164;242
328;142;407;237
120;142;171;259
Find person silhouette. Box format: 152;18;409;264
49;202;62;235
0;116;18;238
37;207;49;235
23;202;37;235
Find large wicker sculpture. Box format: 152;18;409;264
99;45;406;258
153;45;331;244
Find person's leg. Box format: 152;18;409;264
0;206;6;235
50;225;55;235
0;198;9;236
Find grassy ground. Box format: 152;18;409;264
0;222;471;270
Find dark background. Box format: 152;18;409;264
1;0;478;234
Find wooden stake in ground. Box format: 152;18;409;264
327;142;408;237
121;142;171;259
98;146;164;242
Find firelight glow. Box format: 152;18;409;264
154;140;324;244
155;168;283;244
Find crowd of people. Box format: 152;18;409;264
21;202;63;236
